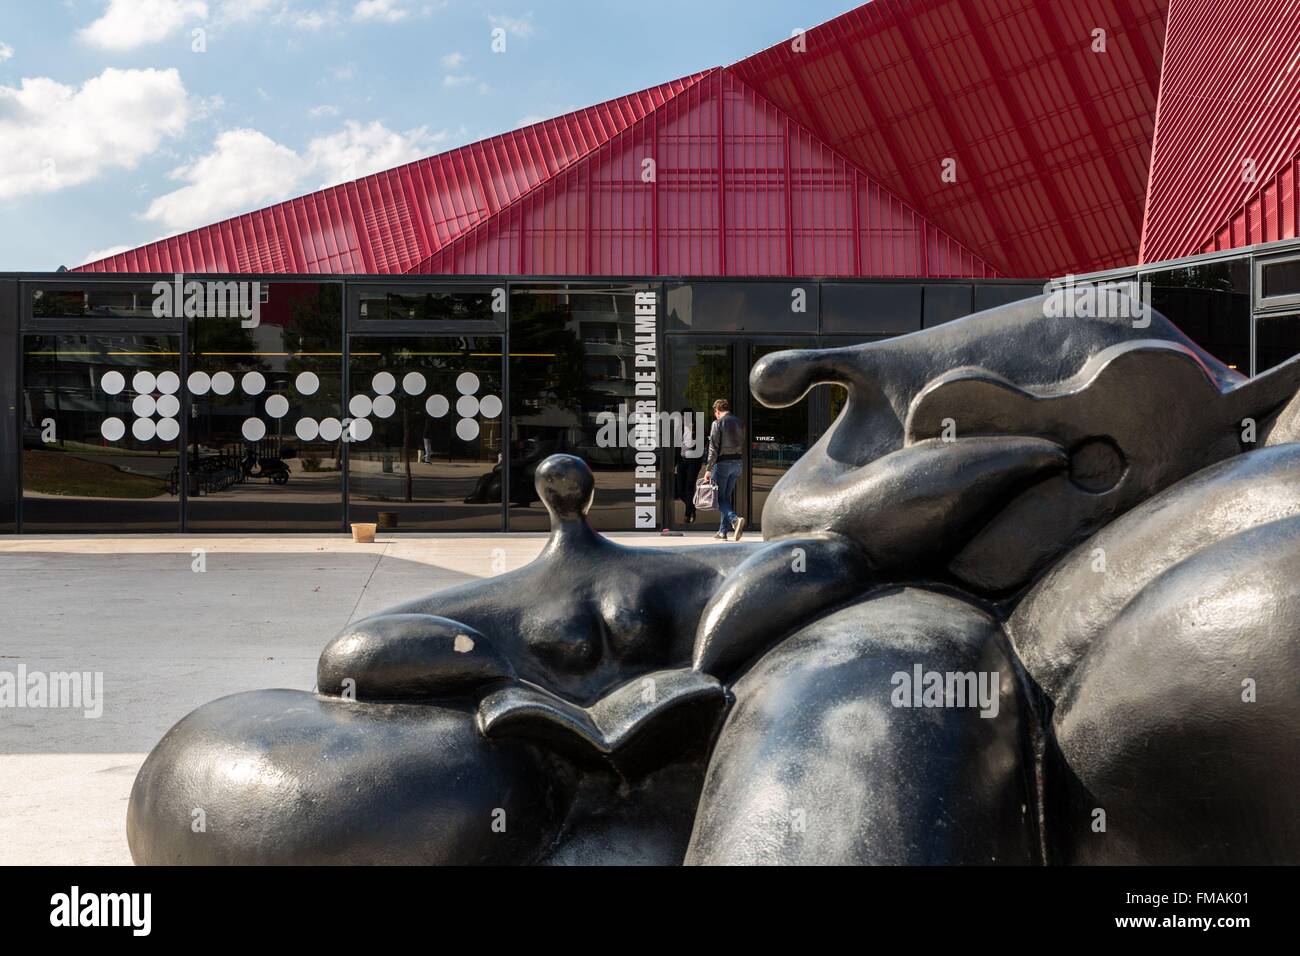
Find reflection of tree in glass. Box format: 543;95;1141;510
684;350;731;415
510;296;586;418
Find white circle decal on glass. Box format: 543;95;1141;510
156;371;180;395
479;394;502;419
132;418;157;441
101;371;125;395
372;394;396;418
456;395;479;418
456;372;480;395
242;417;267;441
211;372;235;395
242;371;266;396
319;418;343;441
265;395;290;419
295;372;320;396
349;418;374;442
372;372;396;395
402;372;426;395
295;418;320;441
426;395;449;418
132;394;157;418
456;418;480;441
132;371;157;395
156;417;180;441
187;371;212;395
101;417;126;441
349;394;373;418
156;394;180;418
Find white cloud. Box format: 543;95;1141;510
305;120;443;188
83;243;135;262
141;120;447;230
309;103;339;117
353;0;408;22
442;74;473;88
0;41;13;62
216;0;276;21
440;51;465;69
80;0;209;51
488;12;534;38
143;128;300;229
0;67;191;200
290;8;335;30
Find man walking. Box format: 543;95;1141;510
702;398;746;540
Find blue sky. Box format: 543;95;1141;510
0;0;857;271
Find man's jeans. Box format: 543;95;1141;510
714;458;741;535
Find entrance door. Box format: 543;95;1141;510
665;336;818;532
747;340;817;530
346;334;505;531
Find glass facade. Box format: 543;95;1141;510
7;256;1295;535
1146;261;1251;375
21;333;182;531
347;335;504;531
187;283;344;531
508;283;653;531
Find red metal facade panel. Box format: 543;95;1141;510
1141;0;1300;261
730;0;1169;277
410;70;997;277
74;74;707;274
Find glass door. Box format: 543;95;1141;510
347;334;504;531
666;339;733;527
748;340;816;530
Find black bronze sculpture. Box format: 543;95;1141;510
128;294;1300;865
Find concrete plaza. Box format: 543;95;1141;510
0;531;725;865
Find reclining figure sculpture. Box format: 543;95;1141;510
128;294;1300;865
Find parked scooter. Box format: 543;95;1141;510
240;449;290;485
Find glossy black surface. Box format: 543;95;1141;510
129;292;1300;865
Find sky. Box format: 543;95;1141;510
0;0;857;271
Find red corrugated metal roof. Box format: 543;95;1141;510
411;69;997;277
75;74;709;274
1140;0;1300;261
80;0;1297;279
730;0;1170;277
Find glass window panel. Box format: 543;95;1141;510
348;335;503;531
187;283;344;530
1146;261;1250;374
1261;258;1300;300
31;286;161;320
922;284;973;327
1255;313;1300;375
821;282;921;334
22;333;181;531
973;283;1045;313
666;282;818;333
509;284;654;531
357;288;495;322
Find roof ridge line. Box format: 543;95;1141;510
719;66;1000;277
405;67;723;273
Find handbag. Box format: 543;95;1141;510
693;477;717;510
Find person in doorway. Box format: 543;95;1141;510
702;398;746;540
674;406;703;524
